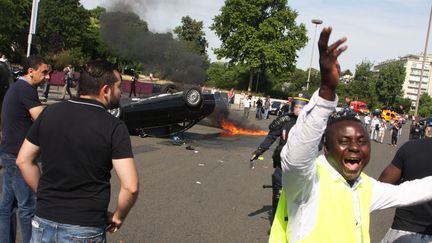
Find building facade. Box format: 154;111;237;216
374;54;432;109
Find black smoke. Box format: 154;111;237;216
99;1;206;85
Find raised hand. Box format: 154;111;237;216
318;27;347;101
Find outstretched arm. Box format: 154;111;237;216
318;27;347;101
281;27;347;200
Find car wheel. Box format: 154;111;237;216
107;107;121;118
182;88;202;107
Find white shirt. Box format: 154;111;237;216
243;99;252;108
364;115;370;125
370;117;380;129
280;89;432;242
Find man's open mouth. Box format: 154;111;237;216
343;157;362;171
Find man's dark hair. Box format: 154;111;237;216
22;56;48;75
323;116;364;145
78;60;118;96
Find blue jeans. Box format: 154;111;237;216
0;151;35;243
31;216;107;243
381;228;432;243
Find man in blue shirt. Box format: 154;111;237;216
0;56;49;243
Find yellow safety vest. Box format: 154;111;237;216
269;162;373;243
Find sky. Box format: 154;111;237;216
80;0;432;73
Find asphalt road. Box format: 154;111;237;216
106;108;409;243
0;106;410;243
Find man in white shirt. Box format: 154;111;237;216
243;95;252;118
364;114;371;131
269;27;432;243
370;115;380;141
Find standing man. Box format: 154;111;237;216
129;73;137;97
264;96;271;120
0;56;49;243
256;97;263;120
269;27;432;243
0;54;13;120
60;64;74;99
379;126;432;242
391;120;400;147
17;60;139;242
243;95;252;118
251;94;309;221
370;115;380;142
364;113;371;132
409;122;423;140
378;118;387;144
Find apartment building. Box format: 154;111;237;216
374;54;432;109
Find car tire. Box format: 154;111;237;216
182;87;202;108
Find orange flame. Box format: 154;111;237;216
220;119;268;136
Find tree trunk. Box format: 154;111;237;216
255;71;260;92
248;70;254;92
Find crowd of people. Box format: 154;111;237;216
3;26;432;243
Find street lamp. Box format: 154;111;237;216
414;4;432;117
26;0;40;57
306;19;323;91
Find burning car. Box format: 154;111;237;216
108;87;216;137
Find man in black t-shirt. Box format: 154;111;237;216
0;56;48;243
379;127;432;242
17;60;139;242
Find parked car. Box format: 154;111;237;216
108;87;216;137
269;101;282;115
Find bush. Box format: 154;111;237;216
46;48;89;71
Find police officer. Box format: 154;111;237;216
410;122;424;140
250;94;309;221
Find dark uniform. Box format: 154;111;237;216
410;123;424;140
251;95;309;222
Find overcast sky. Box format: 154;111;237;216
80;0;432;72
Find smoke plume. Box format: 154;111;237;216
99;0;207;85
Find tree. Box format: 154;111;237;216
419;93;432;117
174;16;208;58
342;69;353;76
0;0;31;61
206;62;248;89
37;0;91;54
375;61;406;107
211;0;307;91
345;61;379;108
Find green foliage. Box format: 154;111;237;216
174;16;208;56
375;61;405;106
419;93;432;117
394;97;412;114
0;0;31;62
206;62;247;89
46;48;89;70
81;7;112;60
211;0;307;90
37;0;91;54
342;69;353;76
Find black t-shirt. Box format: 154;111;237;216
0;78;41;154
391;138;432;234
27;97;133;227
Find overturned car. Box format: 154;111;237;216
109;88;216;137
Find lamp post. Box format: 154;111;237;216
306;19;323;91
414;4;432;117
26;0;40;57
